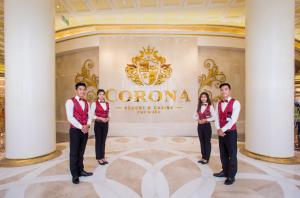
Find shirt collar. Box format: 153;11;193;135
222;96;232;102
75;95;80;101
98;99;105;103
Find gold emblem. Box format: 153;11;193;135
125;46;172;86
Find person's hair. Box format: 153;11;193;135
75;82;86;89
197;92;211;112
97;89;105;95
219;83;231;90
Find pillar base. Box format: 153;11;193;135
0;147;63;167
240;145;300;165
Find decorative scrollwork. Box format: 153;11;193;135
198;59;227;102
75;59;99;102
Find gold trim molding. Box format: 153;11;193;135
0;149;62;167
55;24;245;41
0;64;4;74
240;145;300;165
55;24;300;51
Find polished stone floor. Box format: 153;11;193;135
0;136;299;198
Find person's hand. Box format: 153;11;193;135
217;129;225;137
81;125;87;133
81;125;89;133
198;119;207;124
97;117;105;122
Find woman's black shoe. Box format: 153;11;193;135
98;160;106;165
197;159;208;164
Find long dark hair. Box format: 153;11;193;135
197;92;211;112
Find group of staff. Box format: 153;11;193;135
195;83;240;185
65;82;240;186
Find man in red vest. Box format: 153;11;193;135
213;83;240;185
65;82;93;184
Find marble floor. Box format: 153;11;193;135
0;136;299;198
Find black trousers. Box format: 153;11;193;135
94;121;109;160
218;130;238;178
69;128;88;177
197;123;212;161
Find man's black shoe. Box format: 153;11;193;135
213;171;227;177
72;177;79;184
200;161;208;164
224;177;235;185
79;170;93;177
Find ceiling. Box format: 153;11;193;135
0;0;300;66
55;0;300;40
55;0;246;29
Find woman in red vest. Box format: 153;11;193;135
194;92;215;164
90;89;110;165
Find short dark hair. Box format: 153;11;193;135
75;82;86;89
219;83;231;90
97;89;105;95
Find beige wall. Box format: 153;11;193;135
56;47;99;133
198;47;246;134
99;37;200;136
55;39;245;135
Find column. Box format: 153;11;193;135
4;0;55;159
245;0;295;158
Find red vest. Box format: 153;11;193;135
71;97;89;129
218;99;237;131
198;104;211;123
95;101;109;118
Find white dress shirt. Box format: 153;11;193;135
90;100;111;120
215;97;241;132
193;103;216;122
65;95;92;130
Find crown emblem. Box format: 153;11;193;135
125;46;172;86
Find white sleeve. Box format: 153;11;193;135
108;106;112;118
193;111;199;121
65;99;83;130
221;100;241;132
207;105;215;122
89;102;97;120
87;102;93;125
214;103;221;130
